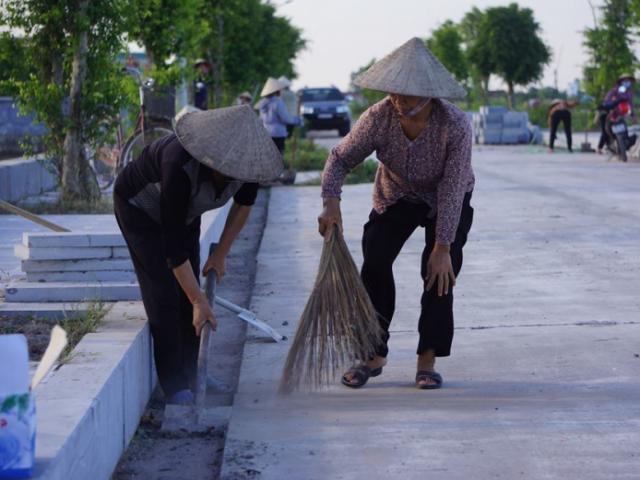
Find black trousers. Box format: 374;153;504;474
549;109;572;151
361;193;474;358
114;193;201;397
598;112;608;150
272;136;286;154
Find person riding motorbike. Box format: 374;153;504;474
597;74;636;154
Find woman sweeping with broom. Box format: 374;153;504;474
318;38;475;390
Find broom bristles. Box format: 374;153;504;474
279;227;383;393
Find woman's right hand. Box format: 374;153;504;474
192;295;217;336
317;197;343;241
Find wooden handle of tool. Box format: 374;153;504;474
0;199;69;232
194;244;219;408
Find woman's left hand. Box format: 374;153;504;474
425;245;456;296
202;250;227;281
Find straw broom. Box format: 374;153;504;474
279;226;383;393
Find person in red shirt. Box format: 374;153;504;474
597;74;636;154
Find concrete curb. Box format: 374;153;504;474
32;301;155;480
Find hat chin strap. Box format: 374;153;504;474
399;98;431;118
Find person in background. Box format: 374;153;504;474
548;98;578;153
114;106;282;405
235;91;253;106
255;77;301;155
597;74;636;154
278;76;298;137
193;59;212;110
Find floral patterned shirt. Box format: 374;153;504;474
321;97;475;245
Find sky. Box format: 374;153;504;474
275;0;603;92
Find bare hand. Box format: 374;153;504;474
318;197;343;242
425;246;456;296
192;296;217;336
202;250;226;281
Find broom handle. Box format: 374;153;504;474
0;199;69;232
290;96;301;167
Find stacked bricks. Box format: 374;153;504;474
5;232;141;303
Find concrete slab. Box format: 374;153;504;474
26;270;137;283
22;258;133;273
111;247;130;259
14;244;113;261
22;232;126;248
0;302;93;320
0;215;120;281
4;282;140;302
221;147;640;479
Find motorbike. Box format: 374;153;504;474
598;86;637;162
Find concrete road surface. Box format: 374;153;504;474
221;146;640;479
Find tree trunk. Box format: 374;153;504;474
61;0;98;202
507;81;515;110
479;76;489;105
213;13;224;107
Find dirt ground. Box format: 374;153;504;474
0;316;55;360
112;189;270;480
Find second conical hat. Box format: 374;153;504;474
261;77;287;97
175;105;283;182
354;37;467;99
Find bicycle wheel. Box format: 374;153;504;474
88;123;124;191
118;126;173;174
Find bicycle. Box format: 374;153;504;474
88;67;174;190
117;67;174;174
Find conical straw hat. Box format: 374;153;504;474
175;105;283;182
277;76;292;87
354;37;466;99
261;77;287;97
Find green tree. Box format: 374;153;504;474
348;58;386;116
584;0;637;100
460;7;494;104
0;35;34;96
425;21;468;85
197;0;306;106
481;3;551;109
126;0;207;68
2;0;130;201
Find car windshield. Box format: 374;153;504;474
300;88;344;102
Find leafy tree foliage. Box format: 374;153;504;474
459;7;494;103
425;21;468;85
584;0;637;100
0;0;304;201
1;0;130;201
197;0;306;106
0;35;34;96
479;3;551;108
126;0;207;68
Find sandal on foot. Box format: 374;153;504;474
415;370;443;390
341;365;383;388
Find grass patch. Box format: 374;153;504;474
2;196;115;215
284;137;329;171
20;196;113;215
0;301;108;362
297;159;378;186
